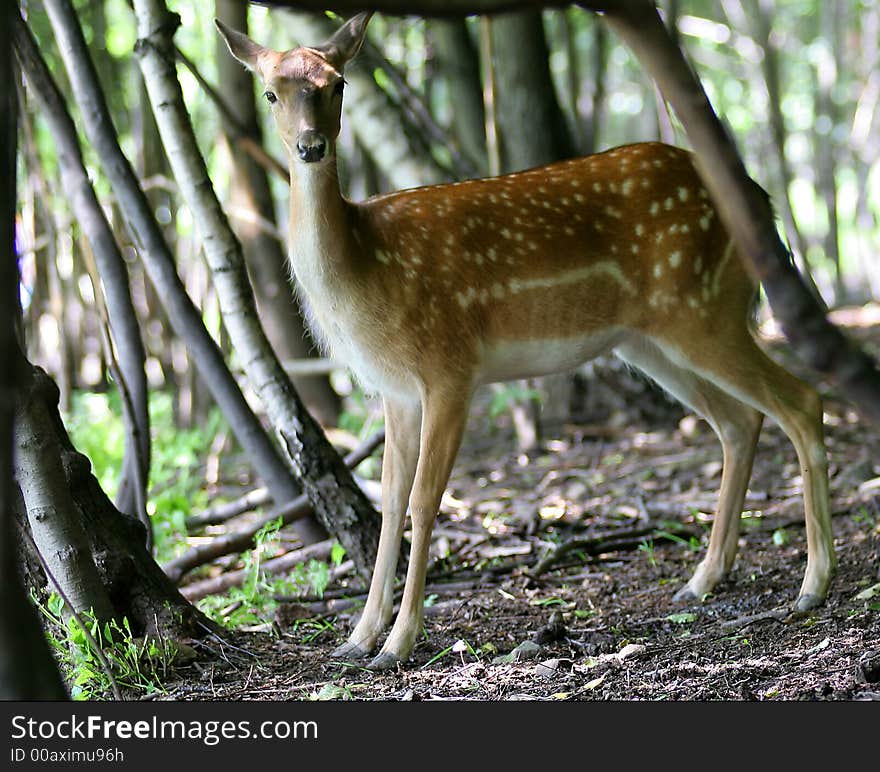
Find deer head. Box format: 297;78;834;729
215;13;372;164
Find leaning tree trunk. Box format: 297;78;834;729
30;0;326;547
215;0;340;429
133;0;380;578
0;11;68;699
13;14;154;548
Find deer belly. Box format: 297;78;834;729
476;331;622;384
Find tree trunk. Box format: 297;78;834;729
814;0;843;304
490;10;577;170
215;0;340;429
0;11;68;699
133;0;380;577
15;366;213;639
25;0;323;547
17;10;153;547
14;363;117;623
430;18;487;174
489;9;578;449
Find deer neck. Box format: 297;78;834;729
286;156;354;299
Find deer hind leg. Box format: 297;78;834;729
652;331;836;610
332;396;421;661
616;338;763;601
368;387;470;670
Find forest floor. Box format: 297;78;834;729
161;308;880;702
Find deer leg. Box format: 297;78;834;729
368;388;469;670
332;396;421;660
617;339;763;602
654;333;836;610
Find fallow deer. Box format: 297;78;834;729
216;12;835;670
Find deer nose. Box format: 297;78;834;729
296;130;327;163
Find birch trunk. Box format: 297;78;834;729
133;0;380;577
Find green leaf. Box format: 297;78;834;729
330;542;346;567
665;612;697;625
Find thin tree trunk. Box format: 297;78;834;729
735;0;822;305
0;12;67;698
25;1;324;546
814;0;843;304
215;0;340;429
133;0;380;578
583;20;608;154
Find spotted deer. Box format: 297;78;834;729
216;12;835;670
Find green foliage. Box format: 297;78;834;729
65;390;223;564
197;526;346;631
33;592;177;700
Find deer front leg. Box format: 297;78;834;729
331;397;421;660
368;389;469;670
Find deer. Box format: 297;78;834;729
216;12;836;670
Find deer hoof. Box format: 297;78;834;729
367;651;402;671
793;593;824;613
672;585;699;604
331;641;370;661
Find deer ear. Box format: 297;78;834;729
215;18;264;72
320;12;373;69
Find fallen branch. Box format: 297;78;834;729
164;431;384;584
180;540;335;600
528;525;698;577
186;487;270;530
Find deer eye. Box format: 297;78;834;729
264;91;277;104
333;79;346;97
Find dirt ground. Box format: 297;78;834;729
163;310;880;702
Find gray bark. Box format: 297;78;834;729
19;7;153;547
14;364;117;623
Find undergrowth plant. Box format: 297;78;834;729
197;520;347;632
33;591;178;700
